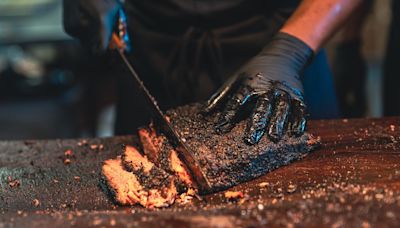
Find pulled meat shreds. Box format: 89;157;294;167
102;153;177;208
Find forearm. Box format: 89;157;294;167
280;0;363;51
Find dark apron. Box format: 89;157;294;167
384;0;400;116
115;0;338;134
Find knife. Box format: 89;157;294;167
109;9;212;194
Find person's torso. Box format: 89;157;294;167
123;0;301;106
126;0;300;32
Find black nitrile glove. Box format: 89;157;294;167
203;32;313;144
62;0;122;53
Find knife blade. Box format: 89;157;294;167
110;33;212;194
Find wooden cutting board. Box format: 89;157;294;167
1;116;400;227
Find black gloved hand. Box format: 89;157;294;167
203;32;313;144
62;0;122;53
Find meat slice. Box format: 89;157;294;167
137;127;171;171
122;145;175;191
137;127;162;162
101;157;144;206
122;145;154;174
169;150;193;187
138;127;193;189
102;146;177;208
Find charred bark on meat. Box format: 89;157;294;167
166;104;319;192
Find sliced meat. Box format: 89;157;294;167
101;157;144;206
138;127;171;170
102;148;177;208
138;128;193;189
137;127;162;162
122;145;174;190
122;145;154;174
169;150;193;187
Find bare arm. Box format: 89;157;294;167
280;0;363;51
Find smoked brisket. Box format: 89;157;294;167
102;103;319;206
166;104;319;192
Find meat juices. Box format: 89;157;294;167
102;104;319;208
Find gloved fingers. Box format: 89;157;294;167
267;89;291;142
63;0;122;54
202;73;243;114
243;92;273;145
288;99;307;137
215;85;253;134
100;5;125;51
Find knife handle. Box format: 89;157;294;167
110;33;124;50
109;8;131;52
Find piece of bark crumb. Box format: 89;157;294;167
224;191;244;200
8;176;20;188
177;188;197;204
32;199;40;207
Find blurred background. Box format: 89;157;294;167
0;0;397;140
0;0;116;139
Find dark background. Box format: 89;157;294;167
0;0;396;140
